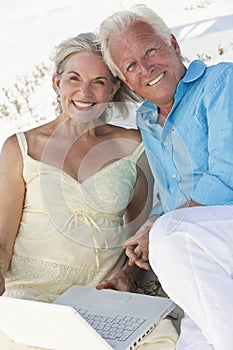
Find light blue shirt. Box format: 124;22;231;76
137;60;233;215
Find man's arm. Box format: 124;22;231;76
124;200;202;269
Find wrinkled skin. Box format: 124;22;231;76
96;262;140;292
0;267;5;295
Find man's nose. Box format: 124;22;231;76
138;58;154;76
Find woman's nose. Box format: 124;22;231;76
78;82;91;95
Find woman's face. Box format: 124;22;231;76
53;51;120;122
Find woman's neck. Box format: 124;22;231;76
52;114;106;138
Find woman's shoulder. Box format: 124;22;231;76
106;124;141;143
25;120;56;137
0;134;24;170
1;133;20;151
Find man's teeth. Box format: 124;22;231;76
148;72;165;86
73;101;94;108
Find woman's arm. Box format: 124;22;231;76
124;151;154;231
0;135;25;295
96;151;154;291
122;151;154;268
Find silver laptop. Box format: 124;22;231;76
55;285;175;349
0;286;175;350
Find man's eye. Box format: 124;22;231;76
95;80;105;85
127;62;136;72
146;48;156;56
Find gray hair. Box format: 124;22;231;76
98;4;172;79
51;32;102;75
51;32;143;119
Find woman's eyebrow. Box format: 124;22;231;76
67;70;80;75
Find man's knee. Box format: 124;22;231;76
149;208;195;266
149;211;177;264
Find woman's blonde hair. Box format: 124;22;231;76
51;32;143;120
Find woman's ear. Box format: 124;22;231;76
52;73;61;94
109;79;121;100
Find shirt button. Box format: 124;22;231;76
149;119;156;124
172;173;177;179
163;141;169;146
178;197;184;203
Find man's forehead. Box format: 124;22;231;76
126;20;156;36
109;20;158;47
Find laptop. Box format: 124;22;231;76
0;286;175;350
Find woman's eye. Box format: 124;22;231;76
70;76;79;81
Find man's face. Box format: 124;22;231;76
108;20;186;113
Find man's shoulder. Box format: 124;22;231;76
203;61;233;90
185;60;233;90
206;61;233;74
184;60;233;82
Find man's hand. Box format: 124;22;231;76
123;217;157;270
96;264;139;292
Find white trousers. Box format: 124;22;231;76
149;205;233;350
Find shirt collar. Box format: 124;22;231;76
136;100;158;126
137;99;157;114
182;59;207;83
137;60;207;118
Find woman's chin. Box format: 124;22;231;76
70;104;107;123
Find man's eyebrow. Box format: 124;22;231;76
142;43;159;54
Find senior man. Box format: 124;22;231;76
99;4;233;350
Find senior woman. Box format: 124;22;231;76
0;32;177;349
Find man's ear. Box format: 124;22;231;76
52;73;61;94
170;34;181;55
122;78;134;91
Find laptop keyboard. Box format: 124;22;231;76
77;308;147;341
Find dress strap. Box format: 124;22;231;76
130;142;145;162
16;132;28;160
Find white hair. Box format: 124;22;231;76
98;4;172;79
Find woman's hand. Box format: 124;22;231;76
96;263;140;292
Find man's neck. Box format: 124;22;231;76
156;113;167;127
157;104;173;127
